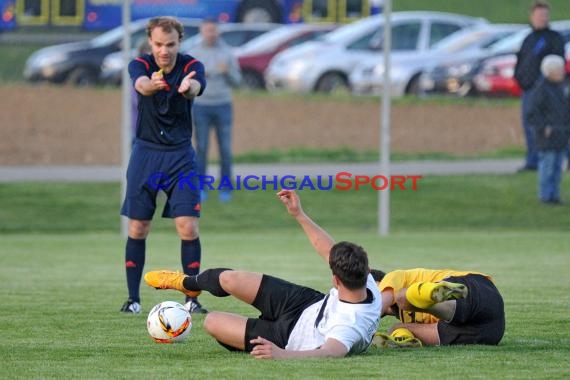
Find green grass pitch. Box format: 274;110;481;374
1;231;569;379
1;175;570;378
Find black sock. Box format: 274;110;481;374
125;237;145;303
181;238;202;302
181;238;201;277
183;268;231;297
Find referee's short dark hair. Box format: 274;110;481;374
329;241;369;290
530;1;550;12
147;16;184;41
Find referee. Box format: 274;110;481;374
120;16;207;314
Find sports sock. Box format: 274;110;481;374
181;238;201;276
183;268;231;297
181;238;201;302
125;237;146;303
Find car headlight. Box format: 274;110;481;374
102;56;123;72
356;65;376;78
447;62;473;77
372;64;385;77
499;67;514;78
29;52;68;69
289;60;308;76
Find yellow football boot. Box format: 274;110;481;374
372;328;422;348
144;270;201;298
406;281;468;309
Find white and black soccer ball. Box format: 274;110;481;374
147;301;192;343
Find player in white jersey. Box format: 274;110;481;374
145;189;382;359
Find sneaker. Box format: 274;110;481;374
144;270;202;299
516;165;537;173
120;299;141;314
184;298;208;314
372;329;422;348
406;281;468;309
218;191;232;203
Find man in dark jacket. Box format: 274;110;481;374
525;55;570;204
514;1;565;171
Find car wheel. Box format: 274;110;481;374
237;0;281;23
67;67;98;87
242;70;265;90
315;72;349;94
405;74;421;96
456;82;474;97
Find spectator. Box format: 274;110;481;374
525;54;570;205
514;1;565;172
188;19;242;203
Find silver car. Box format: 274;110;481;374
265;11;485;94
350;23;523;97
421;20;570;97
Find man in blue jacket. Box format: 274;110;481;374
514;1;564;171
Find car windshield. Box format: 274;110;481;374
488;27;530;54
91;21;145;48
432;29;492;53
240;26;303;54
322;17;380;45
91;27;125;47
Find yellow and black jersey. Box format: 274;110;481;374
378;268;492;324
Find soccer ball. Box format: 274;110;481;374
146;301;192;343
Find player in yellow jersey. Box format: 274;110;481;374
370;268;505;347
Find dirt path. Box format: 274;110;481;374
0;85;523;165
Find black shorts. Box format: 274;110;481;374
121;139;201;220
437;274;505;345
243;275;325;352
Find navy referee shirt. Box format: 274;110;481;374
129;53;206;146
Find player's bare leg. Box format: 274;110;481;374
218;270;262;304
203;312;248;350
144;269;262;305
395;289;458;321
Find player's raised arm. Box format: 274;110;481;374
277;190;335;262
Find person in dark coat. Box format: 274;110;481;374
525;54;570;204
514;1;565;171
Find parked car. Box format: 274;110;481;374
100;22;279;85
349;23;522;97
23;18;202;86
180;22;279;51
474;37;570;97
422;20;570;97
265;11;486;94
236;23;337;89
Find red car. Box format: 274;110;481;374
236;23;337;89
474;49;570;97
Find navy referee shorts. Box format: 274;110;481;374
120;139;201;220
